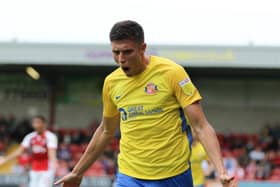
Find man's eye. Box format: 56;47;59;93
124;50;133;55
113;51;120;55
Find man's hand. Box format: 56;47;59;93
54;172;83;187
219;173;237;187
0;156;6;165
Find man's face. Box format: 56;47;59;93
111;40;146;77
32;118;45;133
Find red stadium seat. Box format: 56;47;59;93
84;160;106;176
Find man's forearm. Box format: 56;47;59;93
196;123;226;175
3;147;24;163
48;149;57;170
71;124;114;176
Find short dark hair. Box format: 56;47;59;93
109;20;144;43
33;115;47;123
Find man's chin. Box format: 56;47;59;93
125;73;133;77
122;70;132;77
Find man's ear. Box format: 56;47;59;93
140;43;147;54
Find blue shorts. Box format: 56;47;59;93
116;169;193;187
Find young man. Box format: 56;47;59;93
0;115;58;187
55;20;236;187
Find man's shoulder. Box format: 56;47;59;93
24;131;37;138
45;130;57;138
152;55;183;68
22;131;37;143
151;55;185;73
104;67;124;81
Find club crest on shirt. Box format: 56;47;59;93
144;83;158;95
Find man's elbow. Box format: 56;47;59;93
192;121;214;137
103;130;116;140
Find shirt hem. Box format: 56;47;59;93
119;165;190;180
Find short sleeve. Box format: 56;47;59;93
102;77;119;117
168;65;202;108
47;133;58;149
21;134;31;148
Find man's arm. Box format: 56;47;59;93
48;148;57;170
0;146;25;165
55;114;119;186
184;101;236;187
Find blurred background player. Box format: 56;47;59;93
0;115;58;187
191;131;210;187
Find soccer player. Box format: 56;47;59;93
0;115;58;187
191;131;209;187
55;20;236;187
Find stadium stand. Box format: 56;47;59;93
0;114;279;183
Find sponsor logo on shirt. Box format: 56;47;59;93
179;78;195;96
119;105;163;121
144;83;158;95
179;78;190;87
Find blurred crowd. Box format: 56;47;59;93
216;122;280;181
0;114;279;181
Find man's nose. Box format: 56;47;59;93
118;53;126;64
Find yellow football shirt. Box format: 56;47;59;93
103;55;202;179
191;142;208;186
